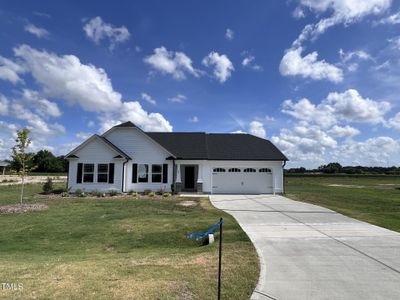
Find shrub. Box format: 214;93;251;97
61;192;69;197
108;190;119;197
143;189;152;195
127;190;136;195
148;191;156;197
53;187;67;194
92;190;103;197
163;192;171;198
42;177;53;194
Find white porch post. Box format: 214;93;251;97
176;163;181;183
197;163;203;183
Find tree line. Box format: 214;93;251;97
286;162;400;175
7;149;68;173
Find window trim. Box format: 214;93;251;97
97;164;109;183
151;164;163;183
83;163;95;183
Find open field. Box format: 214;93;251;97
285;175;400;232
0;184;258;299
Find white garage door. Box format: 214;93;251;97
212;167;273;194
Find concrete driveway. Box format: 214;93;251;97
210;195;400;300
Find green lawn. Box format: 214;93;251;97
285;175;400;232
0;184;259;299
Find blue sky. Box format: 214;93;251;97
0;0;400;168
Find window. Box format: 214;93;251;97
83;164;94;182
213;168;226;172
152;164;162;183
97;164;108;183
244;168;256;173
228;168;241;173
259;168;272;173
138;164;149;182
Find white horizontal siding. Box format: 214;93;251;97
67;138;124;192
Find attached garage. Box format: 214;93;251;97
212;167;273;194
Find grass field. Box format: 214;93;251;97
285;175;400;232
0;184;259;299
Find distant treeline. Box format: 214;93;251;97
285;162;400;175
6;150;68;173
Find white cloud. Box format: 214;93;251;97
328;125;360;138
283;89;391;126
24;23;50;38
202;52;234;83
249;121;266;138
20;89;61;118
388;112;400;131
280;47;343;83
76;132;91;140
325;89;391;123
376;10;400;25
242;55;263;71
188;116;199;123
0;55;25;84
87;120;95;128
168;94;186;103
99;101;173;133
388;36;400;50
292;0;391;46
0;95;9;115
144;46;200;80
14;44;122;112
141;92;156;105
339;49;373;71
83;16;130;50
225;28;234;40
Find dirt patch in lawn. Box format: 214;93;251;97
177;200;198;207
0;203;48;214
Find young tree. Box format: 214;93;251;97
12;128;34;206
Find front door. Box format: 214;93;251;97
184;166;195;190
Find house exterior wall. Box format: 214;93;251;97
176;160;284;194
104;128;173;192
67;138;124;192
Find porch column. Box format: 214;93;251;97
175;163;182;193
196;163;203;193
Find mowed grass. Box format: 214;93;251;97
0;184;259;299
285;175;400;232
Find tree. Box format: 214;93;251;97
12;128;34;206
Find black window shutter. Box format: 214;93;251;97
162;164;168;183
108;163;115;184
132;164;138;183
77;163;82;183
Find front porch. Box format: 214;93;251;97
174;163;203;193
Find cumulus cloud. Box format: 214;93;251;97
168;93;186;103
0;55;25;84
76;132;92;140
292;0;391;47
242;55;263;71
249;121;266;138
202;52;234;83
144;47;200;80
141;92;156;105
387;112;400;131
282;89;390;126
24;23;50;38
0;95;9;115
83;16;130;50
20;89;61;118
339;48;373;71
280;47;343;83
99;101;173;133
225;28;234;40
328;125;360;138
14;44;122;112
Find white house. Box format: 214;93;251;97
65;121;288;194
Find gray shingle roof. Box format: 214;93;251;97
146;132;288;161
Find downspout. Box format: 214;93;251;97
283;161;287;195
122;159;128;193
